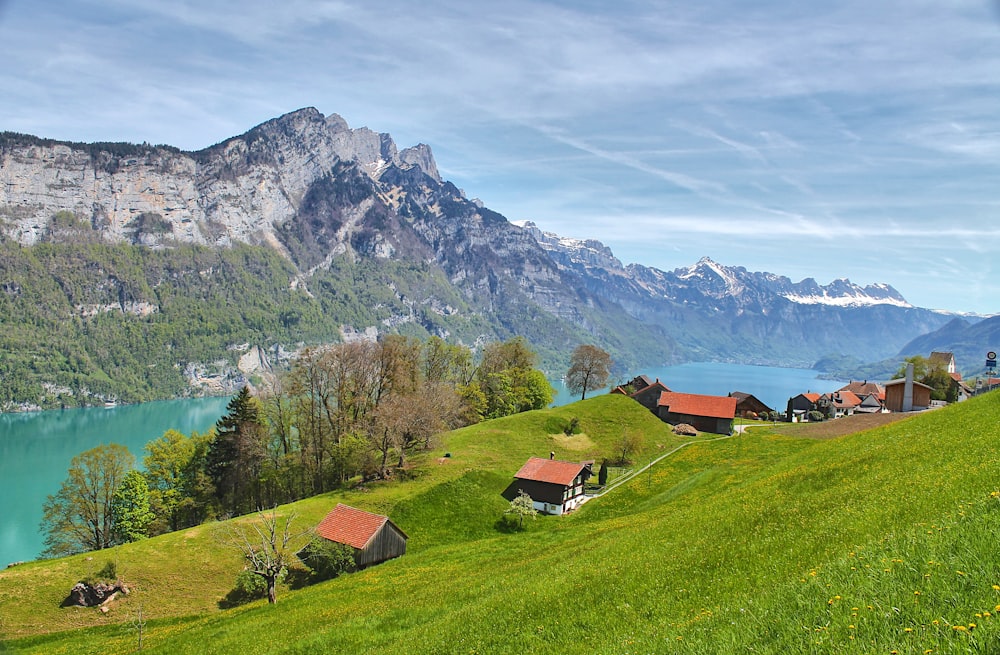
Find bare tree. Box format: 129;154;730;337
225;508;308;604
371;382;464;476
566;345;613;401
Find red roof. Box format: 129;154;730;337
802;392;821;403
514;457;588;486
316;504;393;550
838;381;885;397
657;391;737;419
831;390;862;408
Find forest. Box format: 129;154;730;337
39;335;557;556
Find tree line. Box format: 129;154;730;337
40;335;561;556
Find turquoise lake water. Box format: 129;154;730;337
551;362;844;412
0;362;843;566
0;396;231;567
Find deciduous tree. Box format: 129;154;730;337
504;490;537;529
111;469;154;543
143;428;214;533
40;443;135;557
565;344;612;400
225;508;308;604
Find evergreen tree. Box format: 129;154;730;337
207;386;266;516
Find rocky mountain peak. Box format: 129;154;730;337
512;221;624;273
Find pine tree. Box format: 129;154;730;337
207;386;266;516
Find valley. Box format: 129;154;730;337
2;391;999;653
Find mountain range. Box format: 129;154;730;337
0;108;972;408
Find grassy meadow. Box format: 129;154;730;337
3;392;1000;654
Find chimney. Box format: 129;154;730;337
550;451;555;460
903;363;914;412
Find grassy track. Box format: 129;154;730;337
3;392;1000;654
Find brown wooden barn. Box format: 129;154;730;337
729;391;773;418
314;504;408;569
656;391;737;435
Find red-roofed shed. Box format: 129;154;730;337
657;391;737;435
315;504;408;569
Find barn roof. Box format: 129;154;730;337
514;457;589;486
315;504;405;550
884;378;934;391
657;391;737;419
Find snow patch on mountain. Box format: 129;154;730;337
781;291;912;308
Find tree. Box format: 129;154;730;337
207;386;267;516
371;382;464;477
40;443;135;557
613;430;643;466
598;459;609;486
565;345;612;400
143;429;214;534
225;508;307;604
111;469;154;543
475;338;553;419
504;490;537;529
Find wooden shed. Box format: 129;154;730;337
315;504;408;569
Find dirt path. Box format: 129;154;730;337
757;411;918;440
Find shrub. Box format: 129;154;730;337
563;417;580;436
83;560;118;585
219;569;269;608
298;537;357;582
807;410;825;422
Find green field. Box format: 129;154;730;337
3;392;1000;654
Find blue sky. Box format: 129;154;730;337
1;0;998;314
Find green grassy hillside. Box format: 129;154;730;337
3;392;1000;654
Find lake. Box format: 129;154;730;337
0;362;843;566
0;396;231;567
551;362;846;413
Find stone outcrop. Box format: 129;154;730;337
63;580;129;607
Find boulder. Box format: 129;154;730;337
63;581;129;607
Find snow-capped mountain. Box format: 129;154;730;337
0;108;956;408
514;222;949;366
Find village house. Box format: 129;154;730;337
612;376;673;412
950;373;974;401
821;390;863;418
503;456;593;515
314;504;408;569
837;381;886;413
729;391;773;419
856;392;887;413
657;391;737;435
786;392;822;422
929;351;957;374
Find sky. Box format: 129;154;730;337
1;1;998;314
